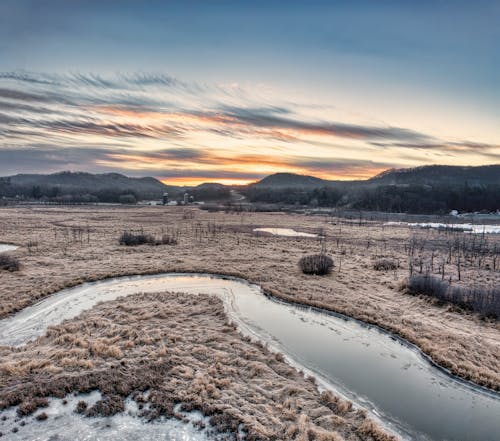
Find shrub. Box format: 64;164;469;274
373;258;398;271
118;231;156;246
449;285;500;319
406;274;500;319
406;274;448;300
299;254;333;275
0;254;20;271
118;231;177;246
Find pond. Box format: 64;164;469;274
253;227;318;237
0;244;18;253
385;222;500;234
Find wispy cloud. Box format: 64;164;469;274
0;70;498;183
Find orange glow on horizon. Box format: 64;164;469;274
158;166;387;187
160;177;255;186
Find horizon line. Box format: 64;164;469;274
2;163;500;187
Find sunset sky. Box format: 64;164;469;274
1;0;499;185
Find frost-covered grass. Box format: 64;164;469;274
0;206;498;390
0;390;219;441
0;292;395;441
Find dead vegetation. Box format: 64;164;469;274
119;230;178;246
373;258;398;271
405;274;500;319
0;253;20;271
16;397;48;417
0;206;498;390
299;254;334;275
0;292;396;441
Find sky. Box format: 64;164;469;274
0;0;499;185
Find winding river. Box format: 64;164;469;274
0;273;499;441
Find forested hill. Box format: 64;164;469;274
0;171;231;204
1;165;499;213
251;165;500;189
244;165;500;214
254;173;331;188
0;172;174;203
369;165;500;186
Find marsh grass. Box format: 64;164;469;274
0;206;498;390
0;292;397;441
299;254;334;275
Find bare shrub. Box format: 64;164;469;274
119;231;156;246
406;274;448;300
406;274;500;319
0;254;20;272
373;258;398;271
119;231;177;246
299;254;333;275
449;285;500;319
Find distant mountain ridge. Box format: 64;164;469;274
244;165;500;214
252;165;500;188
0;171;230;203
7;171;171;193
254;172;329;188
3;165;500;193
1;165;499;209
369;165;500;186
0;171;174;203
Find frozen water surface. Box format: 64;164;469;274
0;391;217;441
253;227;318;237
0;244;18;253
0;274;499;440
385;222;500;234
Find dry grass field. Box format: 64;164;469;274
0;204;498;401
0;292;395;440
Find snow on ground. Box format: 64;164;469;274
0;391;219;441
385;222;500;234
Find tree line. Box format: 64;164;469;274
243;183;500;214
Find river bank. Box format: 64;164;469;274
0;290;395;441
0;205;498;393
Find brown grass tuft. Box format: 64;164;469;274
299;254;334;275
